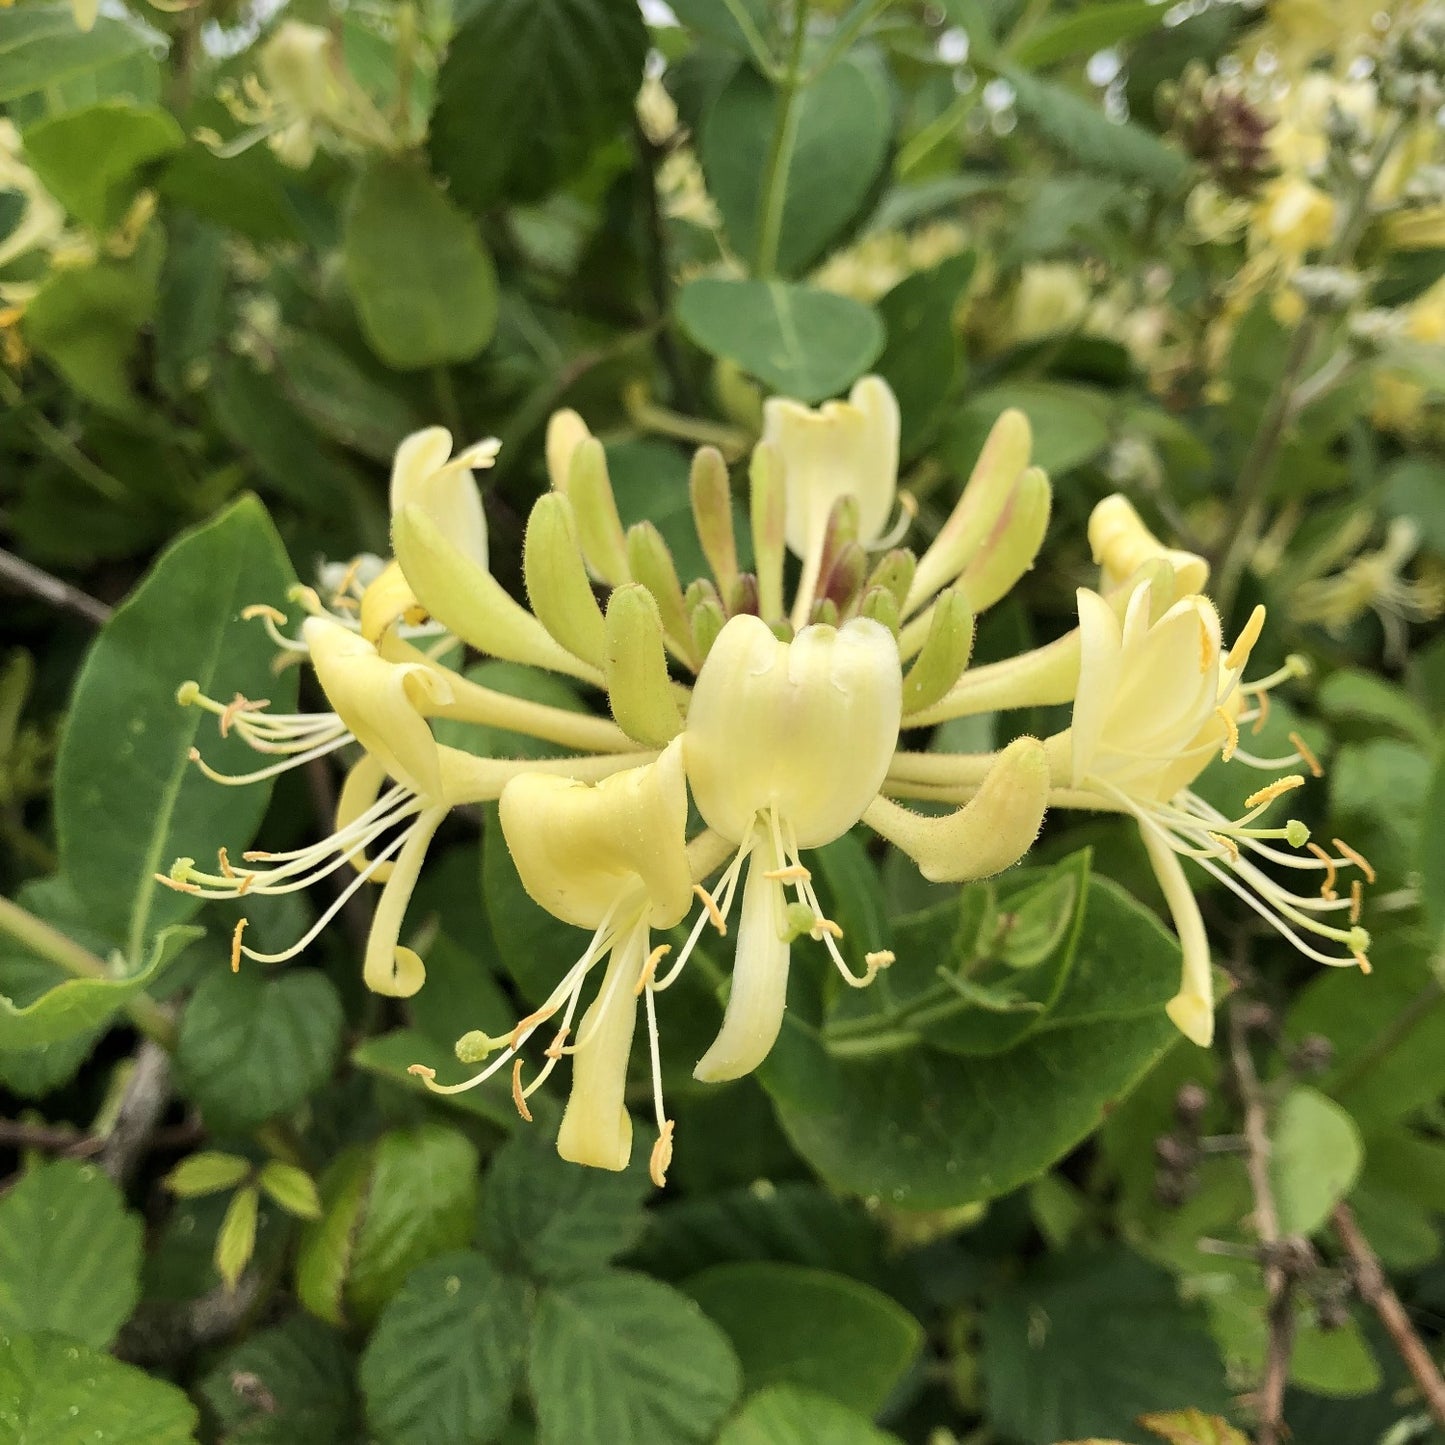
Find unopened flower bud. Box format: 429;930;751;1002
546;408;592;493
605;584;683;746
627;521;694;664
901;588;975;716
524;492;608;669
958;465;1051;612
566;437;630;586
690;445;739;596
1088;494;1208;599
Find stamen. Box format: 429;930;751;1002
1350;879;1363;924
218;847;237;879
809;916;844;940
219;693;270;738
511;1059;533;1122
1306;843;1338;899
544;1026;571;1060
1332;838;1376;884
864;949;896;974
230;918;247;973
241;604;288;625
634;944;670;996
763;864;812;884
1244;775;1305;810
155;870;201;895
1251;688;1272;736
1208;831;1241;862
329;557;364;605
650;1119;675;1189
188;732;351;786
1288;731;1323;778
1225;605;1267;671
1216;706;1239;762
1353;950;1372;975
408;1063;436;1080
693;883;727;934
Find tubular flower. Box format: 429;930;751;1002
1043;580;1371;1047
415;742;693;1184
679;614;903;1082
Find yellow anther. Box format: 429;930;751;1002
218;847;237;879
1306;842;1338;899
1208;831;1241;862
1225;605;1266;671
1215;706;1239;762
1350;879;1363;925
241;604;288;624
864;949;896;975
1353;950;1372;975
1251;687;1271;736
1332;838;1376;885
650;1119;675;1188
1244;775;1305;810
219;694;270;737
693;883;727;934
230;918;248;973
407;1063;437;1080
1197;612;1213;674
509;1007;551;1052
810;916;844;940
763;864;812;884
154;870;201;895
634;944;671;996
544;1025;571;1060
511;1058;533;1122
1288;731;1323;779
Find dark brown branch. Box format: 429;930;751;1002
99;1040;174;1186
1332;1201;1445;1429
0;547;113;627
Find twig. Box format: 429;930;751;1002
0;1118;104;1157
1228;999;1296;1445
1332;1201;1445;1429
0;547;113;627
99;1040;174;1186
116;1270;264;1365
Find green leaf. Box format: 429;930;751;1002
0;3;148;103
1419;749;1445;944
701;56;891;276
259;1162;323;1220
342;158;498;370
529;1270;742;1445
297;1148;372;1327
666;0;771;52
0;1330;197;1445
945;379;1112;477
429;0;647;212
199;1317;359;1445
0;922;198;1049
176;968;343;1132
347;1125;481;1324
1002;66;1189;190
717;1385;903;1445
684;1262;921;1415
0;1160;142;1350
677;279;884;404
22;102;183;229
1270;1087;1362;1237
352;1027;519;1128
52;495;298;959
21;237;162;414
216;1184;261;1290
875;253;976;456
478;1124;654;1281
359;1251;528;1445
164;1150;252;1198
1315;669;1436;750
1012;1;1167;68
981;1247;1232;1444
759;875;1181;1206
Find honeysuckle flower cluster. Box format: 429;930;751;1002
161;374;1374;1182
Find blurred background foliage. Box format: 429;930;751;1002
1;0;1444;1442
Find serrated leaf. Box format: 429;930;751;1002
0;1160;142;1350
0;3;148;102
296;1148;372;1327
52;496;298;959
164;1150;252;1198
529;1270;741;1445
0;922;198;1049
429;0;647;212
359;1252;528;1445
1003;67;1188;190
478;1124;653;1281
717;1385;903;1445
176;967;342;1131
0;1330;197;1444
22;102;183;229
217;1185;260;1290
342;159;498;370
199;1316;359;1445
677;278;884;404
259;1162;322;1220
701;56;891;276
1270;1087;1362;1237
684;1262;921;1415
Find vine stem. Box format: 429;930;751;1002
0;894;177;1050
1331;1201;1445;1428
753;0;811;279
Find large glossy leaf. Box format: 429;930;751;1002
343;159;498;370
684;1262;921;1415
0;1331;198;1445
717;1386;902;1445
0;1160;142;1350
359;1252;528;1445
53;495;298;960
529;1270;742;1445
701;56;891;275
429;0;647;212
677;279;884;404
758;875;1181;1206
